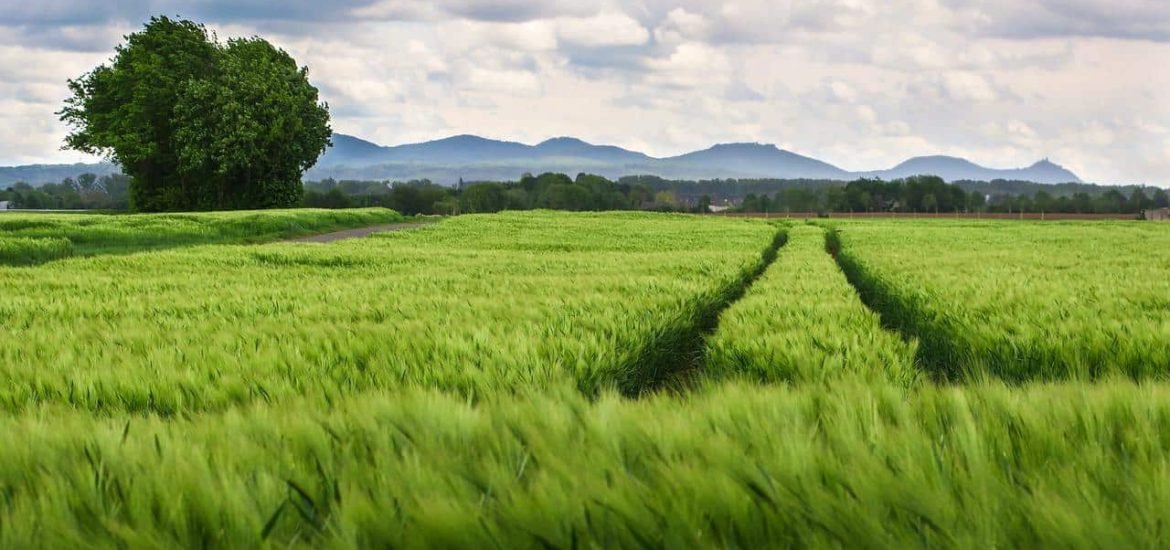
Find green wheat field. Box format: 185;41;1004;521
2;208;1170;547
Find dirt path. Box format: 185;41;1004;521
290;222;435;243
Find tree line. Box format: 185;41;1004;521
304;173;1168;216
982;187;1169;215
303;173;707;215
8;171;1165;215
732;177;1168;215
624;175;1170;215
1;174;130;210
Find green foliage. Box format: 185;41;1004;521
696;194;712;212
303;179;454;215
59;17;329;212
174;38;330;210
302;173;1164;216
618;175;1166;215
839;176;967;212
2;174;130;210
537;182;594;210
304;172;665;214
458;182;508;213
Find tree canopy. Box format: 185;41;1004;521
59;17;330;212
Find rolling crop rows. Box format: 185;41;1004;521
833;221;1170;382
0;236;74;265
3;210;1170;547
0;208;404;265
5;383;1170;547
0;211;778;414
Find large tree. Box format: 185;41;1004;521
59;17;330;212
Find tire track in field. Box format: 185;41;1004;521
678;225;920;392
824;227;961;383
637;226;789;396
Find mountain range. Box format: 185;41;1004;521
1;134;1083;186
311;134;1082;184
0;162;121;187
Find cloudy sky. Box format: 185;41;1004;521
2;1;1168;184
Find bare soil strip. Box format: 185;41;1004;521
289;222;435;243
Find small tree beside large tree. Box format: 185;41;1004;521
59;17;331;212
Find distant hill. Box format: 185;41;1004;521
0;162;119;187
665;143;850;180
2;133;1085;186
533;137;651;164
864;156;1082;184
313;136;849;180
309;134;1083;184
311;134;652;180
319;134;389;166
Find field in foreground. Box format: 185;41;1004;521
1;210;1169;547
0;208;405;266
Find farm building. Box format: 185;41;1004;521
1144;208;1170;221
0;201;9;210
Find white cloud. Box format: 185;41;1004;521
434;0;602;22
940;71;999;102
883;120;912;137
460;66;543;96
556;12;649;48
643;42;732;90
1;0;1169;185
350;1;438;21
653;8;711;45
946;0;1170;41
443;19;559;52
827;80;858;103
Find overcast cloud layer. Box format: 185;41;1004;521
2;0;1168;184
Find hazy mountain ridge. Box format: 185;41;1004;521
1;162;120;187
2;134;1084;186
665;143;851;180
861;155;1081;184
310;134;1082;184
